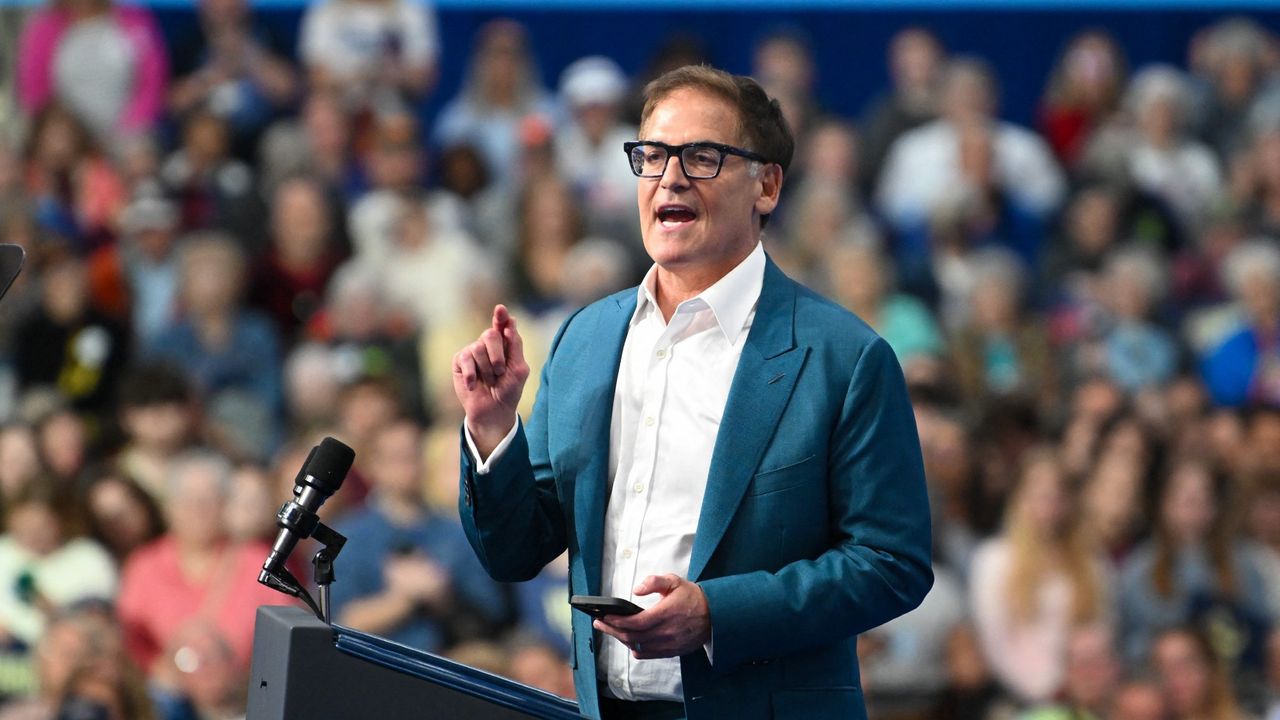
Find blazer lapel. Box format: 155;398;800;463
573;292;634;595
689;260;806;581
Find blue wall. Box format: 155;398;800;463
147;6;1280;129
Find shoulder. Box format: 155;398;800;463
784;273;884;358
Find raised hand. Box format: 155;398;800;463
452;305;530;457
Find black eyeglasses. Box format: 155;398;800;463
623;141;769;179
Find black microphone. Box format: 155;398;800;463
262;437;355;577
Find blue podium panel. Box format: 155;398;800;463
247;606;583;720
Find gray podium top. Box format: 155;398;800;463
247;605;584;719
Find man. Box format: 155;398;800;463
454;65;932;719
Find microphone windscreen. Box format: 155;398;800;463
305;437;355;494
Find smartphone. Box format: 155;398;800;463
570;595;643;619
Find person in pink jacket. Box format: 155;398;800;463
18;0;169;139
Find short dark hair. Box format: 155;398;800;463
640;65;794;227
118;362;194;409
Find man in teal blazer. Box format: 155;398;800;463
453;66;932;719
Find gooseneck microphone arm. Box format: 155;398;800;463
259;437;355;623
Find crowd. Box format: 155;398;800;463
0;0;1278;718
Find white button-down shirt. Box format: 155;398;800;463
467;243;766;701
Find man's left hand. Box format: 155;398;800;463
593;574;711;660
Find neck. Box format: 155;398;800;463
653;245;757;322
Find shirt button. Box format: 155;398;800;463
656;348;667;359
644;417;655;427
622;548;633;559
612;678;622;687
633;483;644;493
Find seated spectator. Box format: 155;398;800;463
0;607;152;720
877;58;1065;250
511;177;582;314
432;20;556;191
380;196;484;335
950;249;1060;424
149;621;247;720
913;405;982;577
824;235;943;373
160;110;264;250
148;232;283;445
167;0;298;160
88;194;183;349
1109;678;1168;720
81;466;166;565
753;30;821;143
13;253;129;421
20;104;126;250
859;27;945;194
970;448;1111;703
1119;456;1270;666
17;0;168;139
224;463;276;545
1084;248;1180;393
299;0;439;111
250;175;342;342
331;419;507;651
860;563;967;719
1019;624;1122;720
1200;240;1280;406
32;400;87;487
1040;185;1124;314
1190;18;1279;163
554;56;640;248
1232;121;1280;239
0;423;43;504
117;450;286;676
1037;31;1128;169
114;363;198;502
507;634;575;700
1087;66;1223;233
0;483;117;651
1151;626;1246;720
1081;453;1148;564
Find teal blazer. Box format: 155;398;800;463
459;258;932;719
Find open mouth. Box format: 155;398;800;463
657;204;697;228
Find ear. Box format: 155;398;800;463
754;164;784;217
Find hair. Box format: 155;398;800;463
79;464;166;553
1042;30;1127;110
640;65;794;228
1150;455;1238;599
1153;626;1241;720
1221;238;1280;299
118;362;195;409
1125;65;1190;122
166;450;234;501
1002;446;1105;625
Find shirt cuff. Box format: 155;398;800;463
463;415;519;475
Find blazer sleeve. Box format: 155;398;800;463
456;314;577;583
698;337;934;670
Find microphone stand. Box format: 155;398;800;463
259;508;348;624
311;522;346;624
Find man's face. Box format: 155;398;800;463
636;88;780;283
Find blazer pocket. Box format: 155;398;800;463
749;454;818;496
771;688;863;718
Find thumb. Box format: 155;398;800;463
634;574;681;597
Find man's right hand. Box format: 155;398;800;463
452;304;530;458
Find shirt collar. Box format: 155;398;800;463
631;242;766;345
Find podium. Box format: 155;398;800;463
246;606;583;719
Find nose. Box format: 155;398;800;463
659;152;690;190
